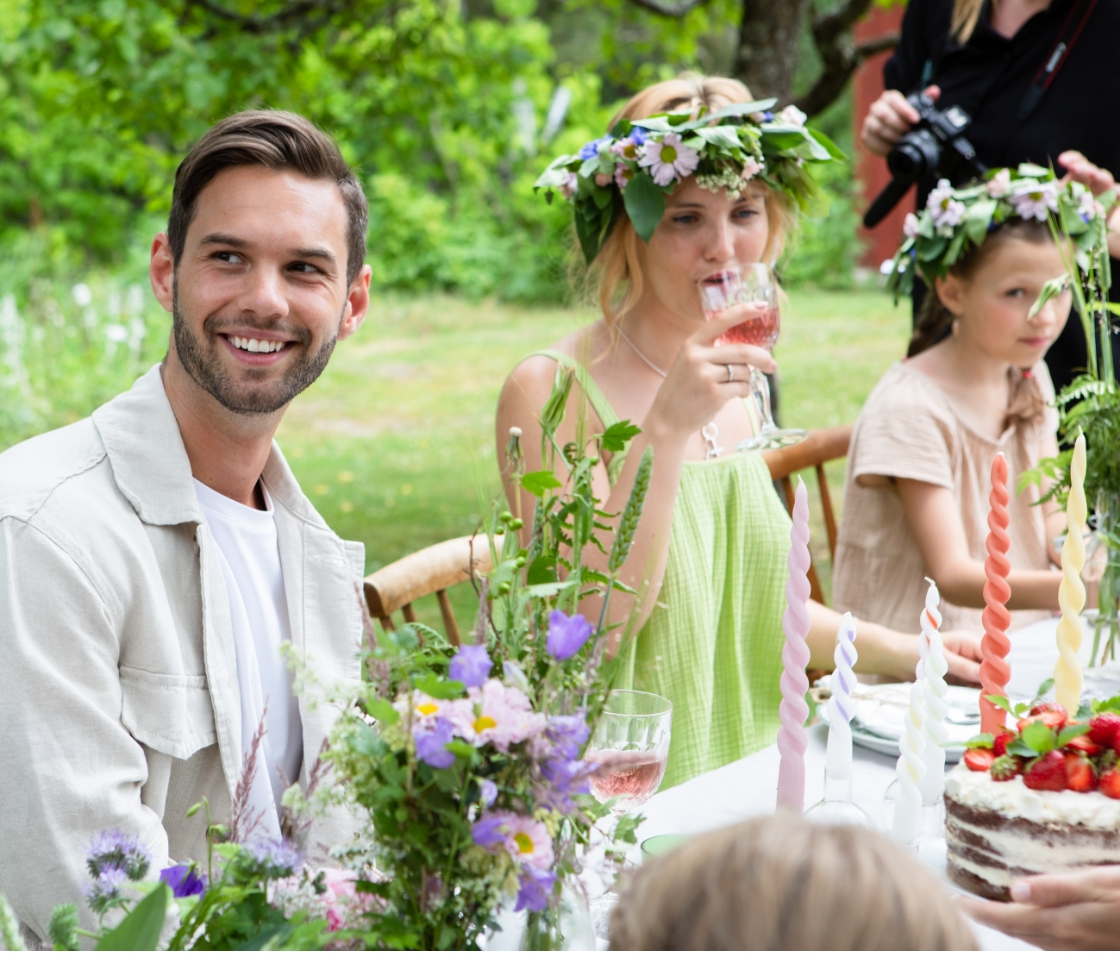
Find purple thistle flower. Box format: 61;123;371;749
160;864;207;898
546;610;593;661
471;813;510;849
86;830;151;881
578;136;611;161
244;837;301;878
478;778;498;808
449;644;492;688
415;716;457;769
515;867;556;913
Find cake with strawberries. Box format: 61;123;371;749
944;702;1120;900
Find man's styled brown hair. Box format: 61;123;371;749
167;110;368;285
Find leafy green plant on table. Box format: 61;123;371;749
327;363;650;949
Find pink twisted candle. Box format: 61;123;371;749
776;478;812;812
980;453;1012;734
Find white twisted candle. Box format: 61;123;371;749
917;579;948;804
891;656;927;846
826;613;857;782
1055;432;1087;714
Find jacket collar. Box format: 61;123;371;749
92;363;323;529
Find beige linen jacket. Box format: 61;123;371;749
0;365;366;944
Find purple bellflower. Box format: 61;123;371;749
546;610;593;661
415;716;457;769
578;136;612;161
478;778;498;808
160;864;207;898
516;866;557;913
449;644;492;688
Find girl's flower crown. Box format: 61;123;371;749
887;164;1114;300
535;98;843;263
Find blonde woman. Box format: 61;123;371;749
862;0;1120;391
609;814;977;950
496;74;982;791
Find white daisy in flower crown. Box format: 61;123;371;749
886;163;1114;302
534;94;843;263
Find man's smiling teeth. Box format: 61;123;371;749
228;335;285;354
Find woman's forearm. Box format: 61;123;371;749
807;600;911;677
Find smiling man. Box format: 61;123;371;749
0;111;372;945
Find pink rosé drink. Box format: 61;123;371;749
586;749;669;811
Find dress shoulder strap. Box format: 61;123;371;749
524;350;628;487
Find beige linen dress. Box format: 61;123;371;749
832;360;1057;636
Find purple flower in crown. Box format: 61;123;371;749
578;136;612;161
546;610;593;661
86;830;150;881
449;644;492;688
415;715;457;769
244;837;301;878
516;866;557;913
160;864;207;898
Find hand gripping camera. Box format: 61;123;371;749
863;93;987;228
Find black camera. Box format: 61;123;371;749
863;93;986;228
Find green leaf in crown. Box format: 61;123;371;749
535;99;844;264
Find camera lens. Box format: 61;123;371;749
888;129;942;182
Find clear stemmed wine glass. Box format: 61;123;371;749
586;690;672;813
696;263;806;451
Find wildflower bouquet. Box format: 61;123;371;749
327;365;652;949
535;99;843;263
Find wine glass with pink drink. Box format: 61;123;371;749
697;263;806;451
586;690;672;813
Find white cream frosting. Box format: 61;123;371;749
945;763;1120;830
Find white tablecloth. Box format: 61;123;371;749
632;616;1115;952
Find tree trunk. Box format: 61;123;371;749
732;0;812;104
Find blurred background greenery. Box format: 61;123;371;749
0;0;904;629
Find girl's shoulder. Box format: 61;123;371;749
862;360;958;423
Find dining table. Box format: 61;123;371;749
624;614;1120;952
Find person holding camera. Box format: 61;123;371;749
860;0;1120;391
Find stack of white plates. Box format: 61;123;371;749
817;681;981;761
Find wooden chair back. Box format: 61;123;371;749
363;534;499;646
761;424;852;604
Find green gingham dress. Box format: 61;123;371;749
532;352;791;789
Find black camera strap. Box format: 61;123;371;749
1018;0;1099;120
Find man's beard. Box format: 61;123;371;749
172;286;337;415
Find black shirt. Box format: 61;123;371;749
883;0;1120;387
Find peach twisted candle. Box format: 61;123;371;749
980;453;1012;734
776;479;812;812
1055;432;1088;714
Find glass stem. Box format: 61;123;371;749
823;771;853;805
750;365;777;434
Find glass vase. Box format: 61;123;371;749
1090;490;1120;668
519;881;595;951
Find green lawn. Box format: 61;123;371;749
278;289;912;634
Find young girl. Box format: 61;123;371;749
833;168;1106;635
496;74;982;791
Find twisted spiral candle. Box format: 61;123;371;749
891;672;927;846
918;579;948;805
825;612;858;782
776;479;812;811
980;453;1012;734
1055;432;1088;714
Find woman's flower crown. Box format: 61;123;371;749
887;163;1114;299
535;98;843;263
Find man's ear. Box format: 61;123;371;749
934;272;965;318
150;232;175;313
338;263;372;342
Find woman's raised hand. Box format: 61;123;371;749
645;303;777;439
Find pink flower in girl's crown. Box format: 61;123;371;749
615;164;636;190
987;169;1012;198
558;171;579;200
926;179;965;232
639;133;700;187
740;158;764;182
1010;180;1060;221
903;212;920;238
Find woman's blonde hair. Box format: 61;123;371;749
580;72;797;331
952;0;991;43
609;813;977;951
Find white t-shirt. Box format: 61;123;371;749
194;478;303;840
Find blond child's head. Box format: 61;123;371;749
609;813;977;951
